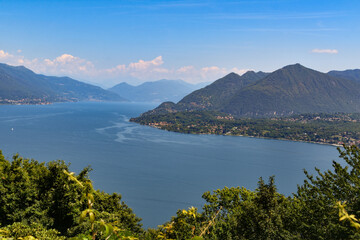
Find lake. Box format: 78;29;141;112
0;102;340;228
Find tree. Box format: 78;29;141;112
0;150;142;239
295;145;360;239
202;178;299;240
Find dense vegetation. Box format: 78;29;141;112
131;111;360;146
0;151;142;239
2;145;360;239
151;145;360;239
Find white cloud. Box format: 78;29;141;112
27;54;97;78
0;49;252;86
176;65;195;73
128;56;163;70
173;65;250;83
105;56;164;74
0;50;26;66
311;49;338;54
0;50;12;58
153;67;169;73
0;50;93;76
199;66;226;79
100;56;235;83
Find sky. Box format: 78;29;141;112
0;0;359;87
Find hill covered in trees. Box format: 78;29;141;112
2;145;360;239
141;64;360;118
132;64;360;145
176;71;268;110
0;63;126;104
222;64;360;117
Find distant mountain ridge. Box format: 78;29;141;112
108;79;208;103
141;64;360;118
0;63;126;104
328;69;360;83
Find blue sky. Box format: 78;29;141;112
0;0;359;87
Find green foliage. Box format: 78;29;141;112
145;145;360;239
0;222;65;240
152;178;299;240
63;170;140;240
3;145;360;239
156;206;205;240
0;150;142;239
337;201;360;230
294;144;360;239
200;178;299;240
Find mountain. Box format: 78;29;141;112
221;64;360;117
141;64;360;118
177;71;268;110
0;63;126;104
144;70;268;115
108;79;207;102
328;69;360;83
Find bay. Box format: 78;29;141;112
0;102;340;228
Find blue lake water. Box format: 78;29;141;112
0;102;340;228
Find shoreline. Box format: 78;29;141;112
135;122;343;148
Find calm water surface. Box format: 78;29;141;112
0;102;340;227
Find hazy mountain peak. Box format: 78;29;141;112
118;82;133;87
108;79;204;103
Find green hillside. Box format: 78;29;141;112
142;64;360;118
222;64;360;117
177;71;268;110
0;64;55;101
0;63;126;104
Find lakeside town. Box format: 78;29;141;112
132;112;360;146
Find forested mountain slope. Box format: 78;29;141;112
141;64;360;118
0;63;126;104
